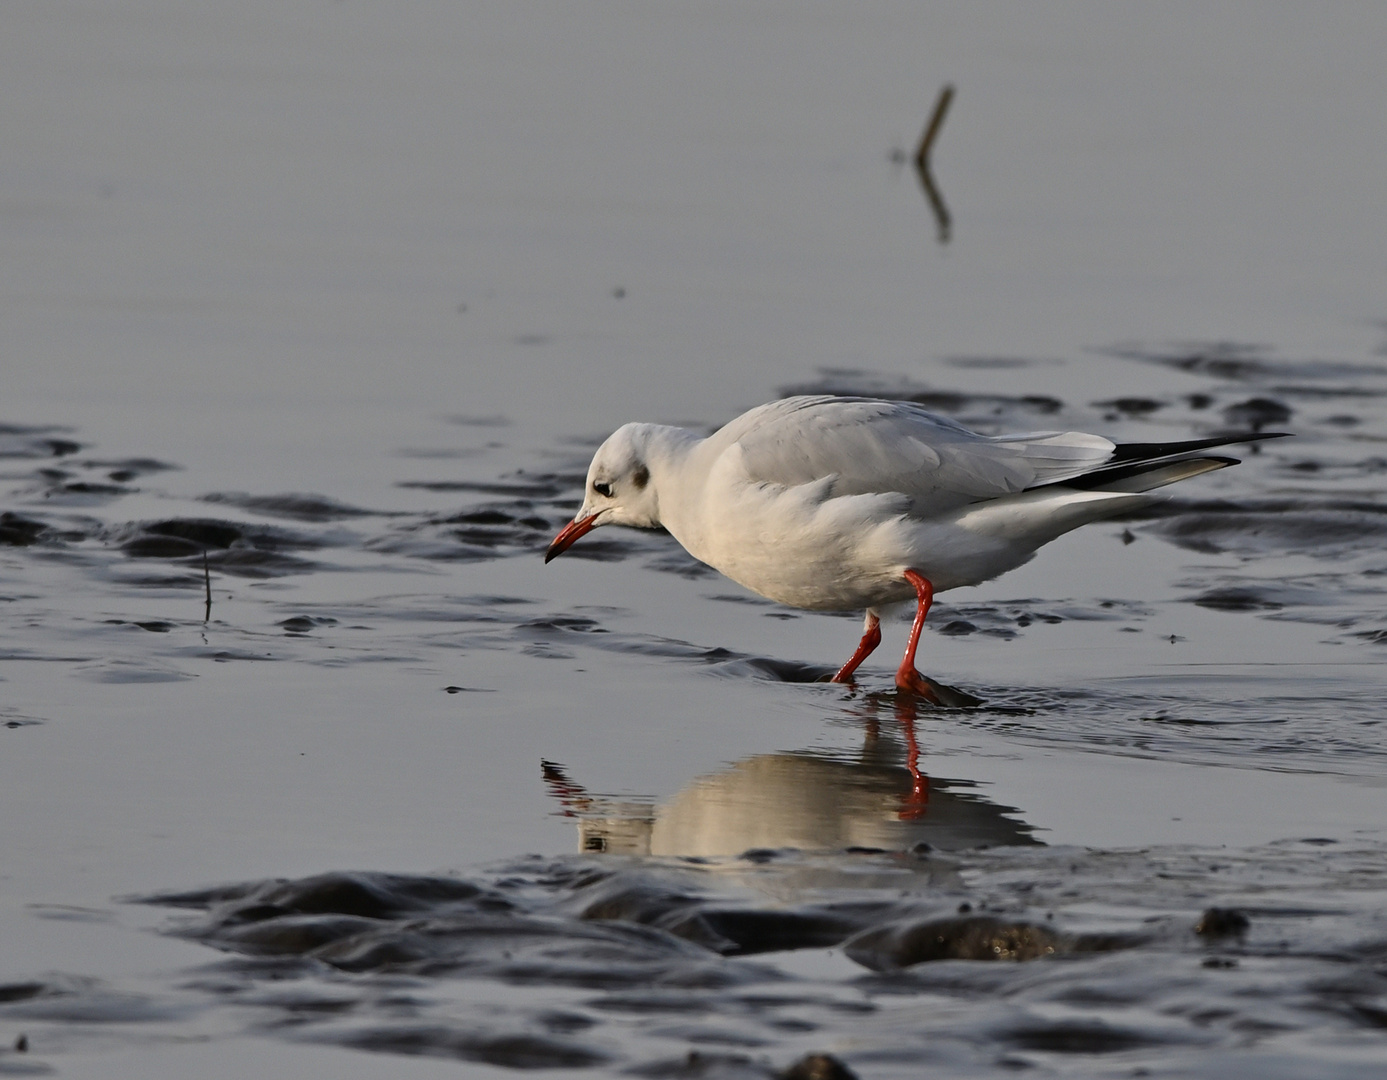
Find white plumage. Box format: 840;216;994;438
546;395;1273;695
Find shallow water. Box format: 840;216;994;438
4;4;1387;1078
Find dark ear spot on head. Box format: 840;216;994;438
632;465;650;490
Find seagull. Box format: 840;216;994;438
545;395;1283;695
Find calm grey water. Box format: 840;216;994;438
3;4;1387;1077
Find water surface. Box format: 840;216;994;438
3;3;1387;1077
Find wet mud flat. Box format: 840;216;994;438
4;347;1387;1076
3;841;1387;1078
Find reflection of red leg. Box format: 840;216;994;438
832;613;881;683
895;696;930;819
541;760;591;818
895;569;938;697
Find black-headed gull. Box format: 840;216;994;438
545;395;1282;695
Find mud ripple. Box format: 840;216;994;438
115;841;1387;1075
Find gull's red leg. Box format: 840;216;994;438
895;569;938;697
832;613;881;683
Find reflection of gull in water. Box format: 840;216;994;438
543;702;1039;857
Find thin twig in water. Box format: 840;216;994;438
914;84;954;170
203;550;212;623
914;84;955;243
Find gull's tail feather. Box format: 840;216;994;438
953;431;1290;546
1076;455;1235;494
1043;431;1288;493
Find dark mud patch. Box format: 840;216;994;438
1137;498;1387;558
705;657;836;683
278;615;338;634
370;502;599;563
0;424;82;459
2;449;181;508
1104;341;1387;385
844;914;1142;970
1191;586;1285;612
396;475;575;500
76;458;178;483
104;618;178;632
134;865;907;971
1093;396;1167;419
202;492;379;522
1222;396;1294;431
111;518;327;577
0;512;48;546
0;974;186;1025
123;842;1387;1075
320;1024;613;1068
844;914;1067;968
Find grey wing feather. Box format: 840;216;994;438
713;396;1115;515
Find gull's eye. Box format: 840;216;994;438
593;481;614;498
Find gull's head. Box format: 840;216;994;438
545;423;662;562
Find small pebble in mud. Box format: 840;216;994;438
1094;396;1165;419
845;915;1063;969
1222;396;1292;431
1194;907;1250;937
782;1053;859;1080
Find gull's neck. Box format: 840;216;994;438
638;423;705;534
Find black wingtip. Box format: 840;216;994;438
1107;431;1291;464
1048;433;1289;493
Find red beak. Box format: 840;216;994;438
544;513;599;563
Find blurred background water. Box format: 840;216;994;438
3;3;1387;1077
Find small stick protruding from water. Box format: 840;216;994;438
917;163;952;243
913;85;955;243
914;84;954;170
886;85;955;240
203;550;212;623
